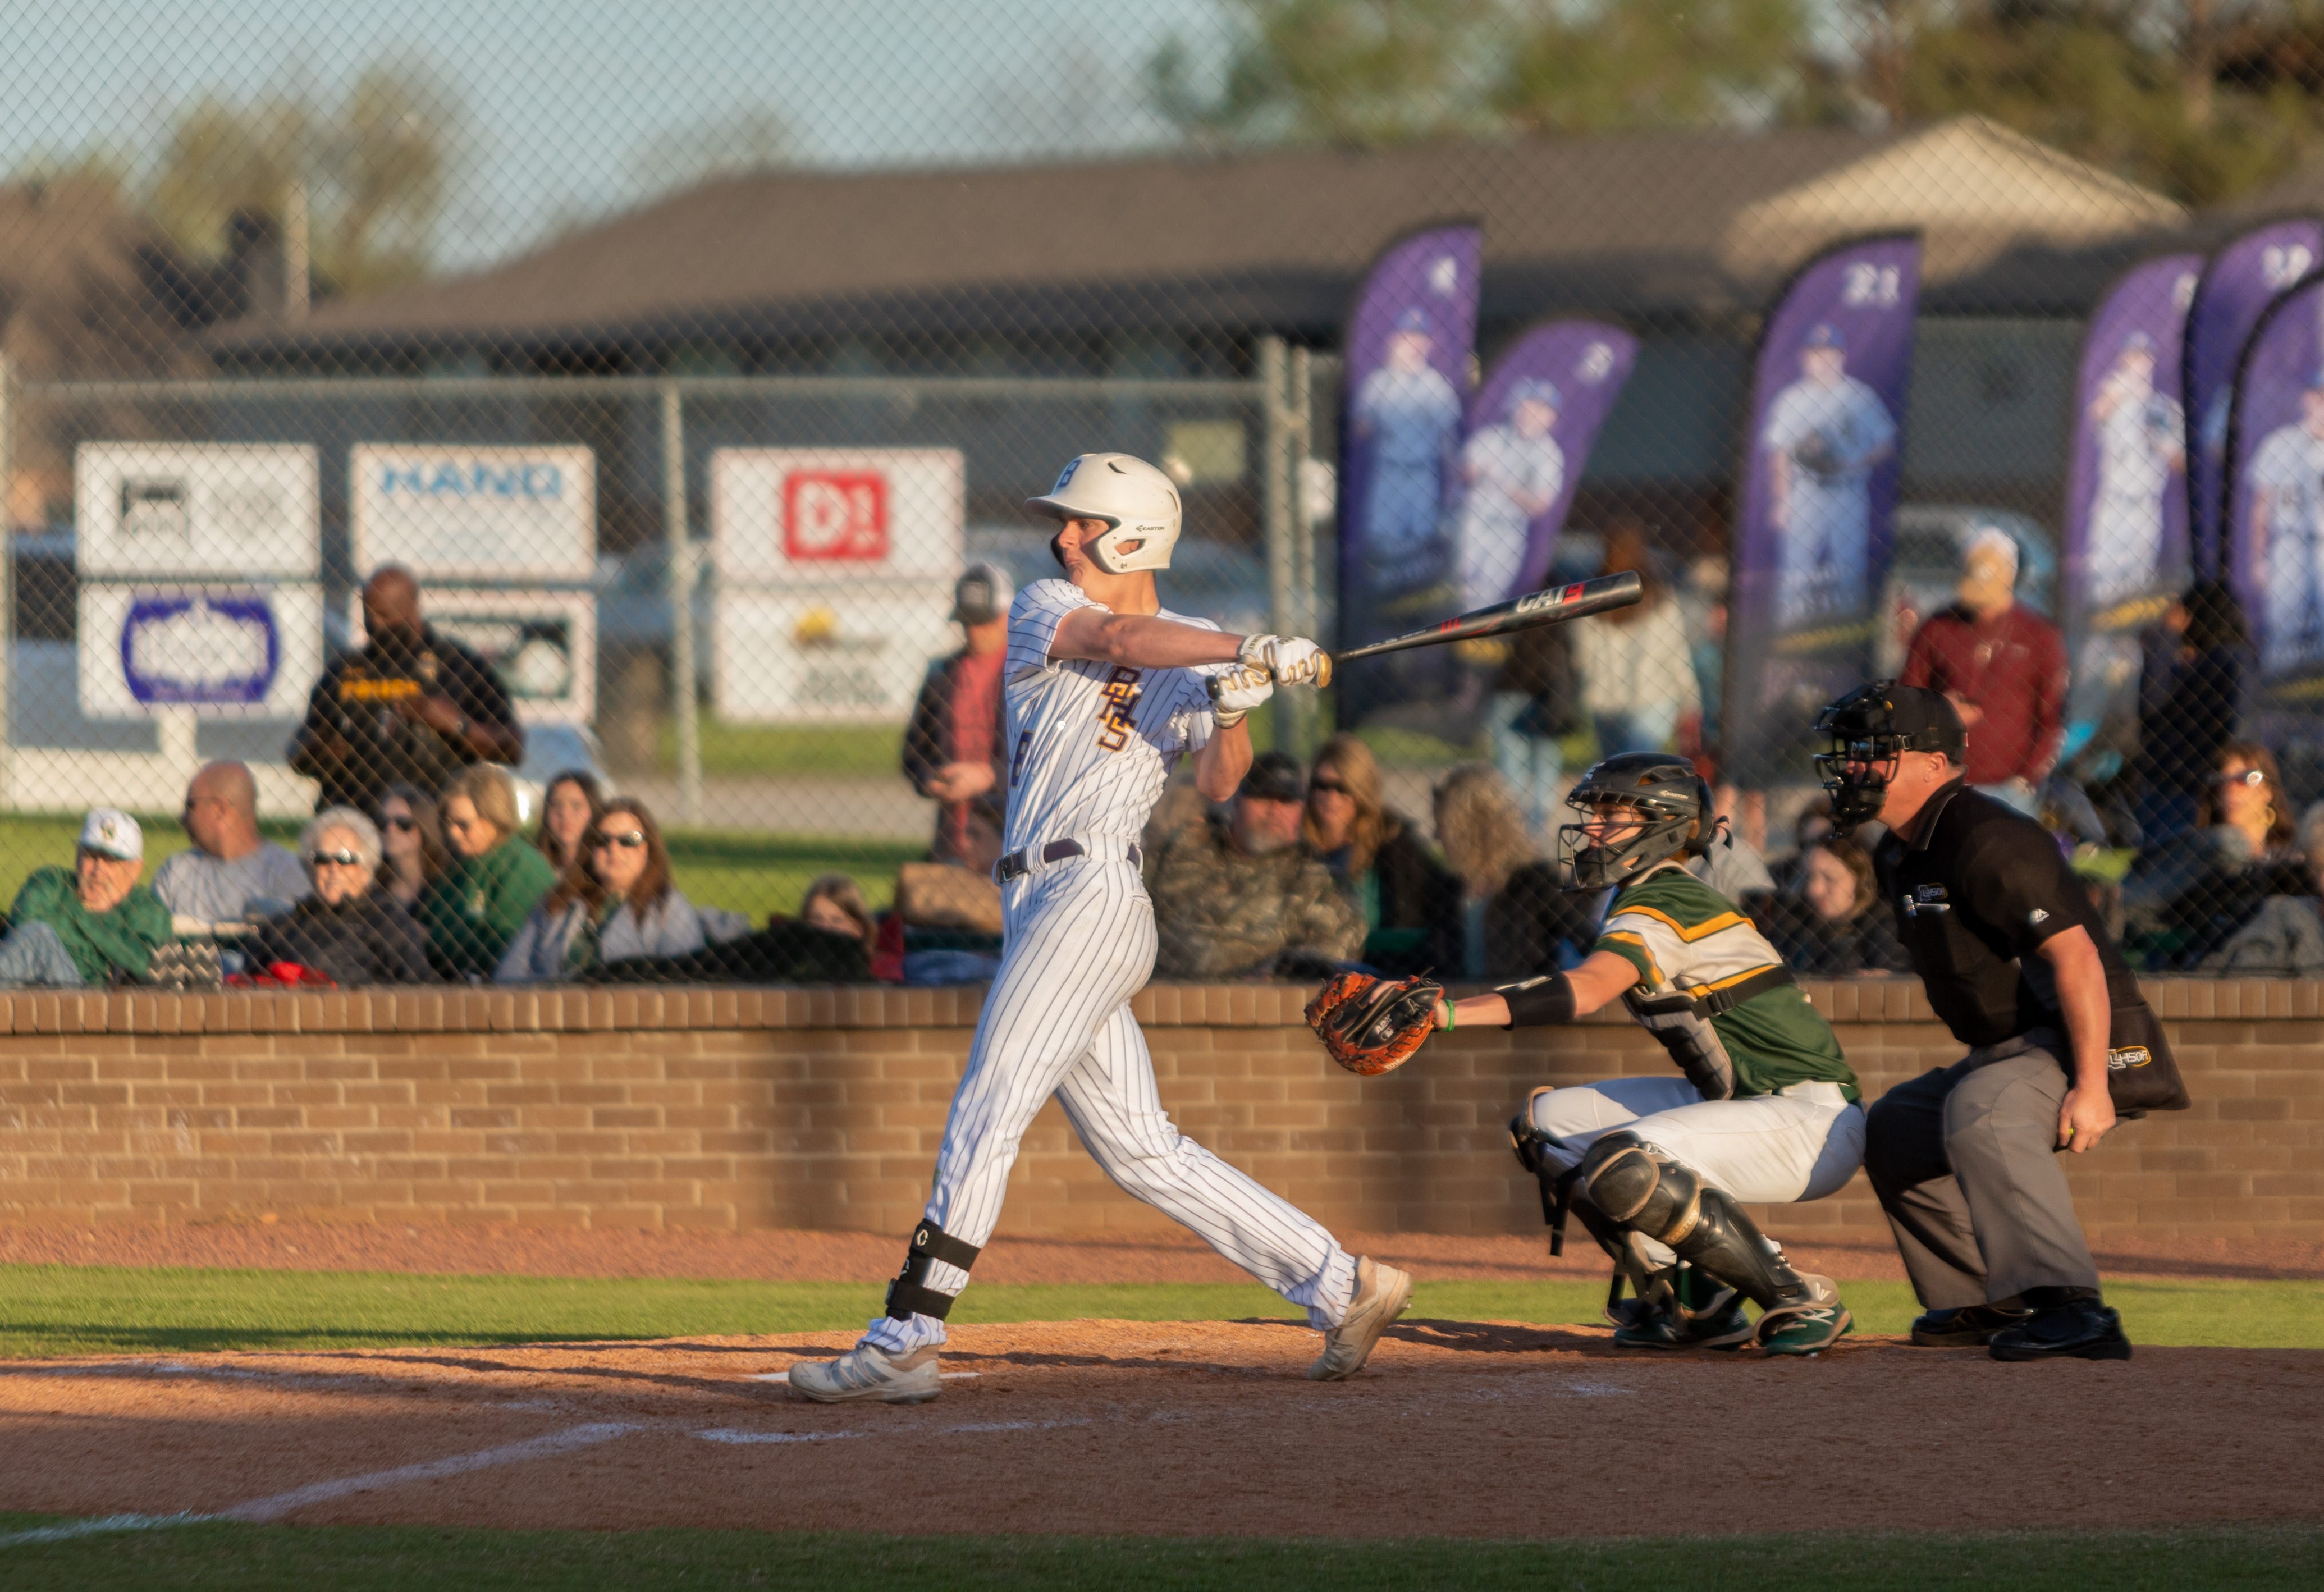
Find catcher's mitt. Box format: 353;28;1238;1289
1306;973;1444;1077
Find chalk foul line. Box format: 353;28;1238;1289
223;1422;639;1524
696;1417;1090;1444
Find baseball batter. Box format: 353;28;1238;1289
2086;332;2186;609
1763;324;1897;627
1308;754;1862;1355
1455;379;1565;613
2245;372;2324;671
790;454;1413;1405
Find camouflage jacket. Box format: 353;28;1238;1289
1148;815;1365;979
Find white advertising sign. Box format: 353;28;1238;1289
79;583;324;719
349;589;597;725
350;445;596;580
75;443;319;579
711;447;964;585
714;582;955;724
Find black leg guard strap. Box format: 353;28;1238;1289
884;1219;983;1322
1579;1132;1810;1312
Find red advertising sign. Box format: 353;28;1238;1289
783;470;889;562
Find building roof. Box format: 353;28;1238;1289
212;116;2189;363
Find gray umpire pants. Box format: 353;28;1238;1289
1862;1035;2101;1309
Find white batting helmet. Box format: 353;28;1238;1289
1023;453;1182;574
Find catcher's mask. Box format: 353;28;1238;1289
1811;682;1966;833
1557;753;1714;891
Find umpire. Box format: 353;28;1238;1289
1814;683;2182;1362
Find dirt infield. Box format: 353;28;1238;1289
1;1321;2316;1540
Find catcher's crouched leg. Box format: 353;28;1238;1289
1579;1132;1852;1356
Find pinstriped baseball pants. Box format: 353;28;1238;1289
863;856;1358;1353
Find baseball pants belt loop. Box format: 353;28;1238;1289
993;838;1143;884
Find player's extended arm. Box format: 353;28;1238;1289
2037;925;2116;1154
1442;950;1637;1028
1191;716;1254;802
1049;608;1245;671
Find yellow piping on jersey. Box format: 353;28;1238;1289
1683;962;1789;995
1599;930;1662;988
1610;903;1749;943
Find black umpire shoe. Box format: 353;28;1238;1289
1988;1298;2133;1362
1909;1303;2030;1348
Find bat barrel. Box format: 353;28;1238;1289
1333;570;1644;665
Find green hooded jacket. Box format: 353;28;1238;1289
419;837;558;980
10;866;174;985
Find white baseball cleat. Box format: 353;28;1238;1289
1307;1256;1414;1381
786;1342;942;1404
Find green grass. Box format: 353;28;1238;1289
0;1520;2316;1590
655;719;904;778
1;1266;2317;1360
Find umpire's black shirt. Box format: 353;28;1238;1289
1873;781;2137;1048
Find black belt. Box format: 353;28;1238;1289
994;839;1141;883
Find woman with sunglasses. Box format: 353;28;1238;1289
2124;740;2308;967
1299;734;1462;977
243;808;433;985
375;784;451;909
496;797;712;982
419;765;560;980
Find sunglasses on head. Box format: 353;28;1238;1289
308;849;364;867
590;830;648;850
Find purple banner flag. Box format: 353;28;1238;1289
2225;269;2324;706
1336;223;1483;722
1454;320;1637;612
2062;254;2202;757
1726;234;1922;784
2185;218;2323;577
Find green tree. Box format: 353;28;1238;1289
1495;0;1811;134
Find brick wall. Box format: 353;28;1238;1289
0;981;2314;1245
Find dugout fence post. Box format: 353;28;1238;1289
1260;336;1315;759
661;379;704;827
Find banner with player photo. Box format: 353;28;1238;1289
2225;269;2324;717
1335;222;1483;726
1726;234;1922;786
2061;253;2202;763
2185;217;2323;578
1454;320;1637;613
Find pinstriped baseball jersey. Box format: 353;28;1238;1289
1595;862;1858;1101
1000;578;1219;852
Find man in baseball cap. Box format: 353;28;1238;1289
903;564;1019;871
0;807;171;986
1147;751;1364;979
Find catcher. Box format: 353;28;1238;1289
1308;753;1864;1355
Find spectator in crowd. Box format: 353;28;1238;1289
1768;796;1838;898
903;563;1014;874
419;764;557;980
1480;621;1575;838
1764;835;1910;976
1898;527;2066;815
1572;525;1700;756
289;565;523;815
1150;751;1364;979
376;783;449;911
1301;733;1462;977
2127;740;2305;967
0;809;171;986
1434;763;1563;980
498;798;714;982
799;874;876;943
2203;800;2324;977
151;761;309;926
531;770;604;876
1680;555;1729;754
2134;579;2250;846
242;808;432;986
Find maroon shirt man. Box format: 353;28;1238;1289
1900;529;2066;793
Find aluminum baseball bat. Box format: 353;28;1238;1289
1332;570;1643;666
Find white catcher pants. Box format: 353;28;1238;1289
866;854;1358;1353
1524;1077;1865;1269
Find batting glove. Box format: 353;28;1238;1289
1266;635;1333;689
1207;663;1274;728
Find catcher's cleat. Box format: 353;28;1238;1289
1612;1293;1755;1351
786;1342;942;1404
1909;1303;2030;1348
1308;1256;1413;1380
1987;1298;2132;1362
1753;1274;1851;1357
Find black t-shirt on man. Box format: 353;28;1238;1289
292;624;520;813
1873;781;2138;1048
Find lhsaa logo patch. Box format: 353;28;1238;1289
1902;883;1950;917
2107;1045;2153;1072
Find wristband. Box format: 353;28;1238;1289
1436;999;1454;1032
1495;972;1577;1029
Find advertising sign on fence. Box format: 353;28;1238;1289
2226;269;2324;714
1726;234;1922;785
713;583;957;724
350;445;597;580
79;584;323;718
710;448;965;584
74;443;319;580
351;589;596;724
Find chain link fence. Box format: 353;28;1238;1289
0;2;2318;986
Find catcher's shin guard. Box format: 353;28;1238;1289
883;1219;981;1321
1577;1132;1815;1315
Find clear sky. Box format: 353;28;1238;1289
0;0;1223;268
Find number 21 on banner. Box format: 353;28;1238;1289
1842;263;1902;307
784;470;890;562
